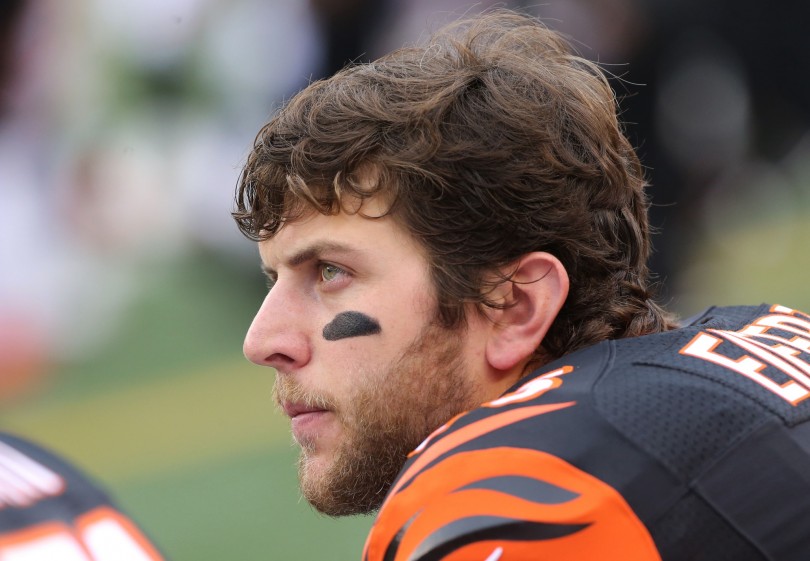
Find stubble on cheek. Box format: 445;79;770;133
292;322;480;517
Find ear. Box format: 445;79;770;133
484;252;569;373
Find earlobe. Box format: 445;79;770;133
484;253;569;373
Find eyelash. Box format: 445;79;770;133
319;262;348;284
265;262;349;291
263;262;349;291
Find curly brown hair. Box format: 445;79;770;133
234;9;677;362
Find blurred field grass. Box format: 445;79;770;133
0;183;807;559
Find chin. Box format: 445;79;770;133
298;454;344;515
296;439;388;517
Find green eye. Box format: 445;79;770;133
321;264;342;282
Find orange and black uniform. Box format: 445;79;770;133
364;304;810;561
0;432;166;560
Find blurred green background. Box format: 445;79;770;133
1;1;808;560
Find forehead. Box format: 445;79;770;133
258;199;424;269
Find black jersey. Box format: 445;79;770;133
0;432;165;560
364;304;810;561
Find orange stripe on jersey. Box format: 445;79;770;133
364;447;661;561
386;402;576;504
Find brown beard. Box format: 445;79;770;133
275;320;480;516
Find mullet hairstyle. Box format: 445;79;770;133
234;10;677;362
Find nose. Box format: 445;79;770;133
243;289;312;372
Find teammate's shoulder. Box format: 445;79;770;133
0;431;110;512
0;432;166;560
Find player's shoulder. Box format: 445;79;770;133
362;336;658;561
364;303;810;561
593;303;810;559
363;341;668;560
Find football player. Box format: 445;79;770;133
235;10;810;560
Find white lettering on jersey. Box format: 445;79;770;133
681;305;810;405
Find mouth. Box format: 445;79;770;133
282;402;335;446
282;401;330;419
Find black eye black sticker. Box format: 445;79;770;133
323;311;382;341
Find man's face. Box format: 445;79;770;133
243;199;485;515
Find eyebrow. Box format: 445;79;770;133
261;241;360;277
